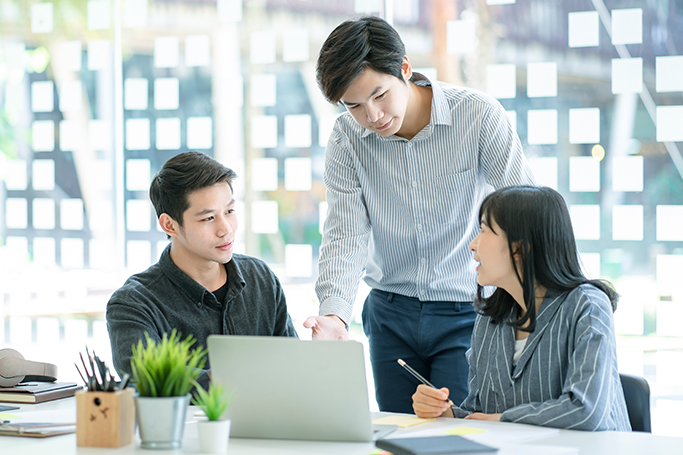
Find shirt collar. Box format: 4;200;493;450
359;72;452;139
159;244;246;307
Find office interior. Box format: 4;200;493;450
0;0;681;436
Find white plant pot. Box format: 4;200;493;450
197;419;231;454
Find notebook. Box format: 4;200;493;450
376;435;498;455
207;335;396;442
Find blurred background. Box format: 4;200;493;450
0;0;681;434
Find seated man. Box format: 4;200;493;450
107;151;298;388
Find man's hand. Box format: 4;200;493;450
303;315;348;340
412;384;455;419
465;412;501;422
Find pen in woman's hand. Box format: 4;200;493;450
397;359;457;414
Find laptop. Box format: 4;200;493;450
207;335;396;442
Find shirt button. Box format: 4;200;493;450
417;224;423;231
412;181;418;188
421;258;426;264
197;302;202;308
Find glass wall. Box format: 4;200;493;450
1;0;681;434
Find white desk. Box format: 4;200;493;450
2;398;682;455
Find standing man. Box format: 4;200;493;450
304;16;535;413
107;152;298;389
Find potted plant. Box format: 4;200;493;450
130;329;206;449
193;382;232;454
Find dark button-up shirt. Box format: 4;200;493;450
106;245;298;388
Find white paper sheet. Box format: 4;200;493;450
154;36;179;68
5;160;27;190
59;41;83;72
87;40;111;70
32;120;55;152
251;158;278;191
87;0;111;30
187;117;213;149
527;62;557;98
250;74;277;107
32;159;55;191
612;156;643;192
251;115;278;148
250;31;276;64
5;198;28;229
568;11;599;48
32;198;55;230
656;56;683;92
656;105;683;142
612;205;643;241
569;156;600;192
284;157;312;191
612;58;642;94
31;2;53;33
61;199;85;231
447;19;476;55
285;244;312;277
126;159;150;191
611;8;642;45
285;115;311;148
154;77;179;110
155;118;181;150
126;199;151;232
656;205;683;241
125;118;150;150
185;34;211;67
32;81;54;112
251;200;279;234
569;108;600;144
124;77;148;110
283;29;309;62
486;64;516;99
59;120;80;152
527;109;557;145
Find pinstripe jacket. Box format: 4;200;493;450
452;284;632;431
316;74;536;323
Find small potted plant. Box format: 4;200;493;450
193;382;232;454
130;329;206;450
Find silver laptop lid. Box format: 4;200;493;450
207;335;374;442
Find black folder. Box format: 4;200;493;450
376;435;498;455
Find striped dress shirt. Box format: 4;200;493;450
316;75;536;324
452;284;632;431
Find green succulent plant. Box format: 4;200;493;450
192;382;231;421
130;329;207;397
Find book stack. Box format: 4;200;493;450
0;382;82;404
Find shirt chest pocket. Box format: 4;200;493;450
428;169;476;225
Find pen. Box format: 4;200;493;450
397;359;458;416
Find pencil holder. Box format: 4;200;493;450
76;388;135;447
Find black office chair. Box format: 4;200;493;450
619;373;651;432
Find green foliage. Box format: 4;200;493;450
192;382;231;421
130;330;207;397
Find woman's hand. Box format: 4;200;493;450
464;412;501;422
412;384;455;419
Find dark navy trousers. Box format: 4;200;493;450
362;289;476;414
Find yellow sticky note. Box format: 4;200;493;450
443;426;487;436
372;415;435;428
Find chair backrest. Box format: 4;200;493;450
619;373;651;432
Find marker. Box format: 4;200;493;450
397;359;458;415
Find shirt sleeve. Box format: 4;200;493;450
499;291;621;430
478;99;537;189
106;296;211;390
314;125;372;325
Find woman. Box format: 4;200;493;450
412;186;631;431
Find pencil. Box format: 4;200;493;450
397;358;458;414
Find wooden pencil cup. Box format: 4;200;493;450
76;388;135;447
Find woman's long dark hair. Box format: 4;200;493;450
475;186;618;332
